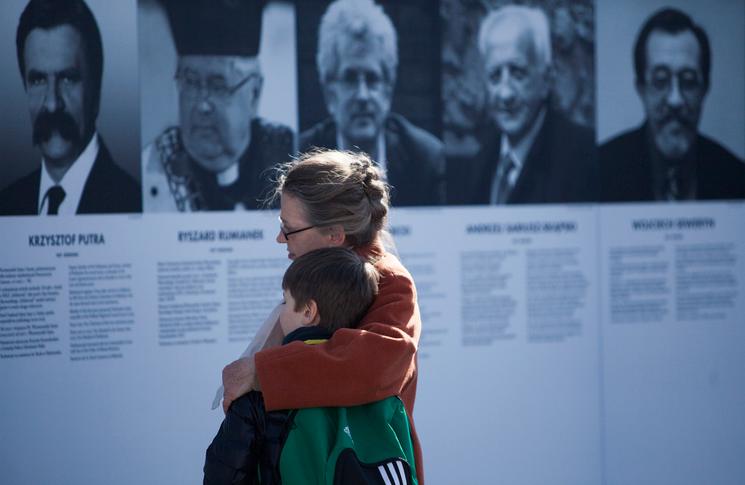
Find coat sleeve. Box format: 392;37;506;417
255;256;420;411
203;392;265;485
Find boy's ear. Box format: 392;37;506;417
302;299;319;325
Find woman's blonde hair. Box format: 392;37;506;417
273;149;390;248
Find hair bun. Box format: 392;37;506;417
277;149;390;247
360;160;386;202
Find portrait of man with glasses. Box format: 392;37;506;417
298;0;445;207
141;0;294;212
600;7;745;201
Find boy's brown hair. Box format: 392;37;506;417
282;247;380;332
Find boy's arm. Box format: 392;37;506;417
204;392;265;485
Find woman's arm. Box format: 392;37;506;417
254;253;421;413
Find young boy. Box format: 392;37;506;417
204;247;415;484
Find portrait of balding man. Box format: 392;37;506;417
600;8;745;201
449;4;597;205
0;0;141;216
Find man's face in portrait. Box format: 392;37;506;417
177;55;262;173
23;24;93;167
637;29;706;160
483;20;550;144
324;41;392;146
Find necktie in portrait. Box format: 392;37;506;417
490;151;516;204
44;185;66;215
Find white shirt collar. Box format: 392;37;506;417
499;107;547;171
216;162;240;186
337;131;388;178
38;133;99;215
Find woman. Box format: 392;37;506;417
221;149;424;482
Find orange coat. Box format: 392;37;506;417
255;241;424;483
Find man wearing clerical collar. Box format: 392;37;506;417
0;0;141;216
142;0;293;212
450;4;597;205
600;7;745;201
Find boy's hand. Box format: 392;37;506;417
222;356;256;413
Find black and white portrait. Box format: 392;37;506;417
443;0;597;205
138;0;296;212
296;0;445;207
0;0;141;216
597;0;745;202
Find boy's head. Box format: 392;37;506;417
280;247;379;336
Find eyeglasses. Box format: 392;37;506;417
279;217;316;239
175;71;259;101
645;67;704;97
333;69;387;93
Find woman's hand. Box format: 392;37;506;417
221;317;283;413
221;356;257;413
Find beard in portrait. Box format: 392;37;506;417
600;8;745;201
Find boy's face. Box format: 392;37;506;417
279;289;312;336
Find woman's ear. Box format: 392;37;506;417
326;224;346;246
302;299;319;326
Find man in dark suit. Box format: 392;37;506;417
0;0;140;216
299;0;444;207
600;8;745;202
449;5;597;205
